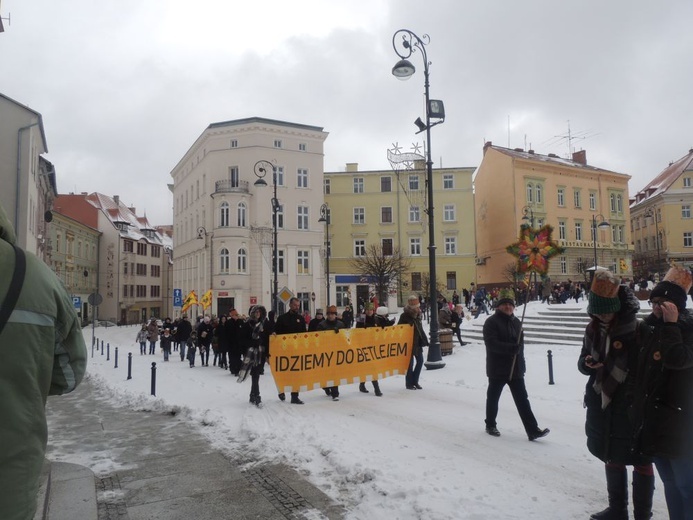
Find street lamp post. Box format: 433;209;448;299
197;226;213;315
591;214;610;271
318;203;331;307
254;160;279;314
392;29;446;370
644;207;661;278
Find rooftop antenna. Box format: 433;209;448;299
541;119;600;157
507;115;510;148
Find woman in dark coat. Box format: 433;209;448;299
579;270;653;520
398;295;428;390
355;304;390;396
631;266;693;520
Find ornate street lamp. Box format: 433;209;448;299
197;226;213;315
318;203;331;307
591;214;610;271
644;207;661;279
393;29;446;370
253;160;279;313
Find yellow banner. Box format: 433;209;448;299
269;325;414;393
181;290;198;313
200;289;213;310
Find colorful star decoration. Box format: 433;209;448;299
506;224;565;276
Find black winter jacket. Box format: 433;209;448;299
397;305;429;356
483;310;525;379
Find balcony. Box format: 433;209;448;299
215;180;249;194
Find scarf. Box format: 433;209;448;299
590;319;629;409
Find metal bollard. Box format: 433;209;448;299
114;347;118;368
101;340;104;355
107;343;110;361
547;350;555;385
151;362;157;396
127;352;133;380
91;338;95;358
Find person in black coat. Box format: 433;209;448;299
317;305;346;400
274;297;307;404
196;316;214;366
341;305;354;328
355;305;390;396
632;266;693;520
225;309;245;375
175;315;193;362
578;270;653;520
483;288;548;441
398;295;428;390
308;309;324;332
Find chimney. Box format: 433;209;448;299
346;163;359;172
572;150;587;165
483;141;493;155
113;195;120;206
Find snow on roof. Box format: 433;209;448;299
630;149;693;208
488;144;624;175
86;193;165;245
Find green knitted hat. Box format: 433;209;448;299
497;288;515;306
587;292;621;315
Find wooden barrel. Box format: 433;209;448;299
439;328;453;356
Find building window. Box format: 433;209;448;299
297;205;308;230
237;202;247;227
150;286;161;298
123;262;129;275
354;239;366;257
274;139;282;149
297;250;309;274
610;193;616;213
560;256;567;274
381;176;392;192
299;143;306;151
324;179;331;195
446;271;456;291
229;166;239;188
575;222;583;241
237;248;247;272
137;242;147;255
297;168;308;188
685;233;693;247
574;189;581;208
411;272;422;291
274;204;284;229
589;192;596;211
150;265;160;277
136;285;147;298
444;237;457;255
220;248;230;273
277;250;285;273
683;205;691;219
443;204;455;222
409;206;420;222
381;207;393;224
557;188;565;207
354;178;364;193
410;237;421;255
409;175;420;191
336;285;349;307
230;139;238;148
353;207;365;225
272;166;284;186
382;238;393;256
151;245;161;258
443;175;453;189
536;184;543;204
220;202;230;227
526;183;534;203
636;239;641;252
617;194;623;213
685;177;692;187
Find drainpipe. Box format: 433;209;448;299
16;121;40;240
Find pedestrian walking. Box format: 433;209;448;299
318;305;346;400
147;318;159;354
275;297;307;404
398;295;428;390
136;324;148;355
186;331;198;367
160;328;172;361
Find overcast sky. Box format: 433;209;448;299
2;0;692;225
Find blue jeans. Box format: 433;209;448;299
654;456;693;520
149;341;156;355
139;342;146;355
406;351;423;387
179;343;186;361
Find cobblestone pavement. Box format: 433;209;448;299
45;380;344;520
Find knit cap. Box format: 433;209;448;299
588;269;621;315
650;265;692;311
364;303;374;311
496;288;515;307
376;306;389;316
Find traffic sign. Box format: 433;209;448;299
173;288;183;308
72;296;81;309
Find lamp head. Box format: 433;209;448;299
392;59;415;80
414;117;427;132
428;99;445;119
254;178;268;187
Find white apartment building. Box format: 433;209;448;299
171;117;329;317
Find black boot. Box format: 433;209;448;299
632;470;654;520
359;382;369;393
373;381;383;397
590;465;628;520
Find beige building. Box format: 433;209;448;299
48;209;101;323
631;148;693;278
475;143;632;286
171;117;329;316
324;161;476;309
0;93;55;260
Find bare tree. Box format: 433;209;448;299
349;245;412;305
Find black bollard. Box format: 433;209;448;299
91;338;95;358
151;362;157;396
101;340;104;355
107;343;110;361
547;350;555;385
127;352;132;380
114;347;118;368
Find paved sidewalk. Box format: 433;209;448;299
45;379;344;520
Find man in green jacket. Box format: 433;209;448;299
0;203;87;520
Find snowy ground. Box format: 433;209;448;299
68;300;668;519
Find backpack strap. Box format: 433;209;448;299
0;244;27;336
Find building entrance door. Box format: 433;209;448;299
217;297;235;317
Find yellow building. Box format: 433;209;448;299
324;161;476;309
475;143;632;286
631;148;693;278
